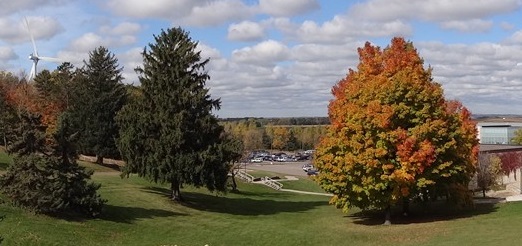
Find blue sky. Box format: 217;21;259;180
1;0;522;118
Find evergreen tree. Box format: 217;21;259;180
117;27;233;201
7;111;48;155
0;113;106;217
72;46;126;164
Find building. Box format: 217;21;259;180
477;122;522;144
478;144;522;195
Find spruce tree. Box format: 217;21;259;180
117;27;233;201
7;111;48;155
0;113;106;217
72;46;126;164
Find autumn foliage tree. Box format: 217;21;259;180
499;152;522;180
271;127;290;150
314;37;478;224
476;153;502;197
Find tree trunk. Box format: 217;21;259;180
482;188;486;198
171;178;183;201
231;172;238;191
402;198;410;216
3;133;7;151
383;205;392;225
96;155;103;165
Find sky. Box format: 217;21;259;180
1;0;522;118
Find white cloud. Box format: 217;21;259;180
416;41;522;114
105;0;202;19
0;0;73;15
181;0;254;27
440;19;493;32
291;43;360;62
99;22;142;36
500;21;515;31
349;0;521;22
197;43;222;60
118;47;143;84
106;0;254;27
0;16;63;43
293;17;412;43
66;30;137;54
506;30;522;44
0;46;18;60
231;40;290;65
227;21;265;41
258;0;319;17
69;33;105;52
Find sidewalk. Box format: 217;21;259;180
506;194;522;202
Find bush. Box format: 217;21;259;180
0;154;105;217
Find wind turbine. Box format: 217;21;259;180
24;17;61;81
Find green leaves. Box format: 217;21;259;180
68;46;126;163
0;154;105;217
117;27;233;200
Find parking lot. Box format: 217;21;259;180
243;161;313;177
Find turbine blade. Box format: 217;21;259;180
39;56;61;62
29;62;36;81
24;17;38;57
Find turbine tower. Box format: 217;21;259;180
25;17;61;81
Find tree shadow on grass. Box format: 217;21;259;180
99;163;121;171
98;204;187;224
48;204;185;224
141;186;328;216
347;201;499;226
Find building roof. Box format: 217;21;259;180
480;144;522;153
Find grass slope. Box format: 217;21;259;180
1;148;522;245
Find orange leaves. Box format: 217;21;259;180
396;134;436;174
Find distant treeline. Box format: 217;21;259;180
219;117;330;126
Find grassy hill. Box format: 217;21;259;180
1;148;522;245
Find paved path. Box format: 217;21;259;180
280;188;333;196
506;194;522;202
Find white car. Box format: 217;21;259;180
250;157;263;163
302;164;314;172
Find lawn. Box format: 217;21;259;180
1;148;522;245
0;147;11;171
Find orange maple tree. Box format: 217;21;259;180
314;37;478;224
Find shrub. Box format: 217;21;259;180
0;154;105;217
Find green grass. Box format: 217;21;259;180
247;169;326;193
77;160;122;172
2;148;522;245
279;177;326;193
1;171;522;245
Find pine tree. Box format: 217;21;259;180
72;46;126;164
117;27;233;201
0;113;105;217
7;111;48;155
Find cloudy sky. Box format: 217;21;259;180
1;0;522;118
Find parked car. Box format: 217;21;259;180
302;164;314;172
250;157;263;163
307;169;318;176
304;149;315;155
